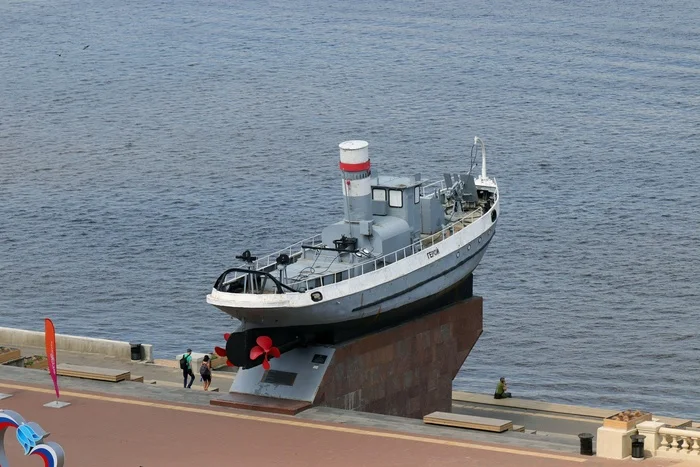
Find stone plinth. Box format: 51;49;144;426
313;296;482;419
596;426;636;459
211;393;312;415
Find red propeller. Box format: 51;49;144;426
249;336;280;370
214;333;235;367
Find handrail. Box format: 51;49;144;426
659;427;699;437
252;233;324;270
214;267;298;293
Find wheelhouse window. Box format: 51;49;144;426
414;186;420;204
389;189;403;208
372;188;386;201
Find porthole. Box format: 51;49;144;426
311;292;323;302
478;237;482;243
467;244;471;251
491;210;497;223
456;251;460;258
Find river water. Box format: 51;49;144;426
2;0;699;419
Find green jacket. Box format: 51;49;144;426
496;381;505;395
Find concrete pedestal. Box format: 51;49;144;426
596;426;636;459
214;296;483;419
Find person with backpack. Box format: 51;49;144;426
180;348;195;388
200;355;212;391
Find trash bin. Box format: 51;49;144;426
578;432;594;456
129;343;142;361
631;434;646;459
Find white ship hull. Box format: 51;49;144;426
207;198;498;330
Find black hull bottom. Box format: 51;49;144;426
226;273;474;368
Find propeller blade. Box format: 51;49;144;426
256;335;273;352
226;360;234;367
262;358;271;370
268;347;281;358
224;333;231;341
214;346;227;357
249;346;264;360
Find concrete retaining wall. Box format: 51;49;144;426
0;327;153;362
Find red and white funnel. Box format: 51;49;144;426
339;140;372;222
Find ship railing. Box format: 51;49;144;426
214;234;324;290
213;267;298;294
253;233;325;270
637;421;700;460
421;178;447;196
285;207;485;292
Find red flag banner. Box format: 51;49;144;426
45;318;60;399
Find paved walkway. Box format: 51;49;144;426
7;344;236;388
0;380;682;467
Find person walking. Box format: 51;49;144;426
181;348;195;388
200;355;212;391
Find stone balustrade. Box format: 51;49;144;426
659;427;700;454
638;420;700;460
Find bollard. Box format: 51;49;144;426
631;434;646;460
578;432;594;456
129;343;143;361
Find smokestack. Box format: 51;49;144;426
339;140;372;223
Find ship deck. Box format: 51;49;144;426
285;253;356;283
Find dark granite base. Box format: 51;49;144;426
313;296;483;419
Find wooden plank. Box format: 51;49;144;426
512;425;525;432
56;363;130;382
423;411;513;432
604;412;652;430
211;393;311;416
129;375;144;383
0;348;22;365
452;391;619;419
